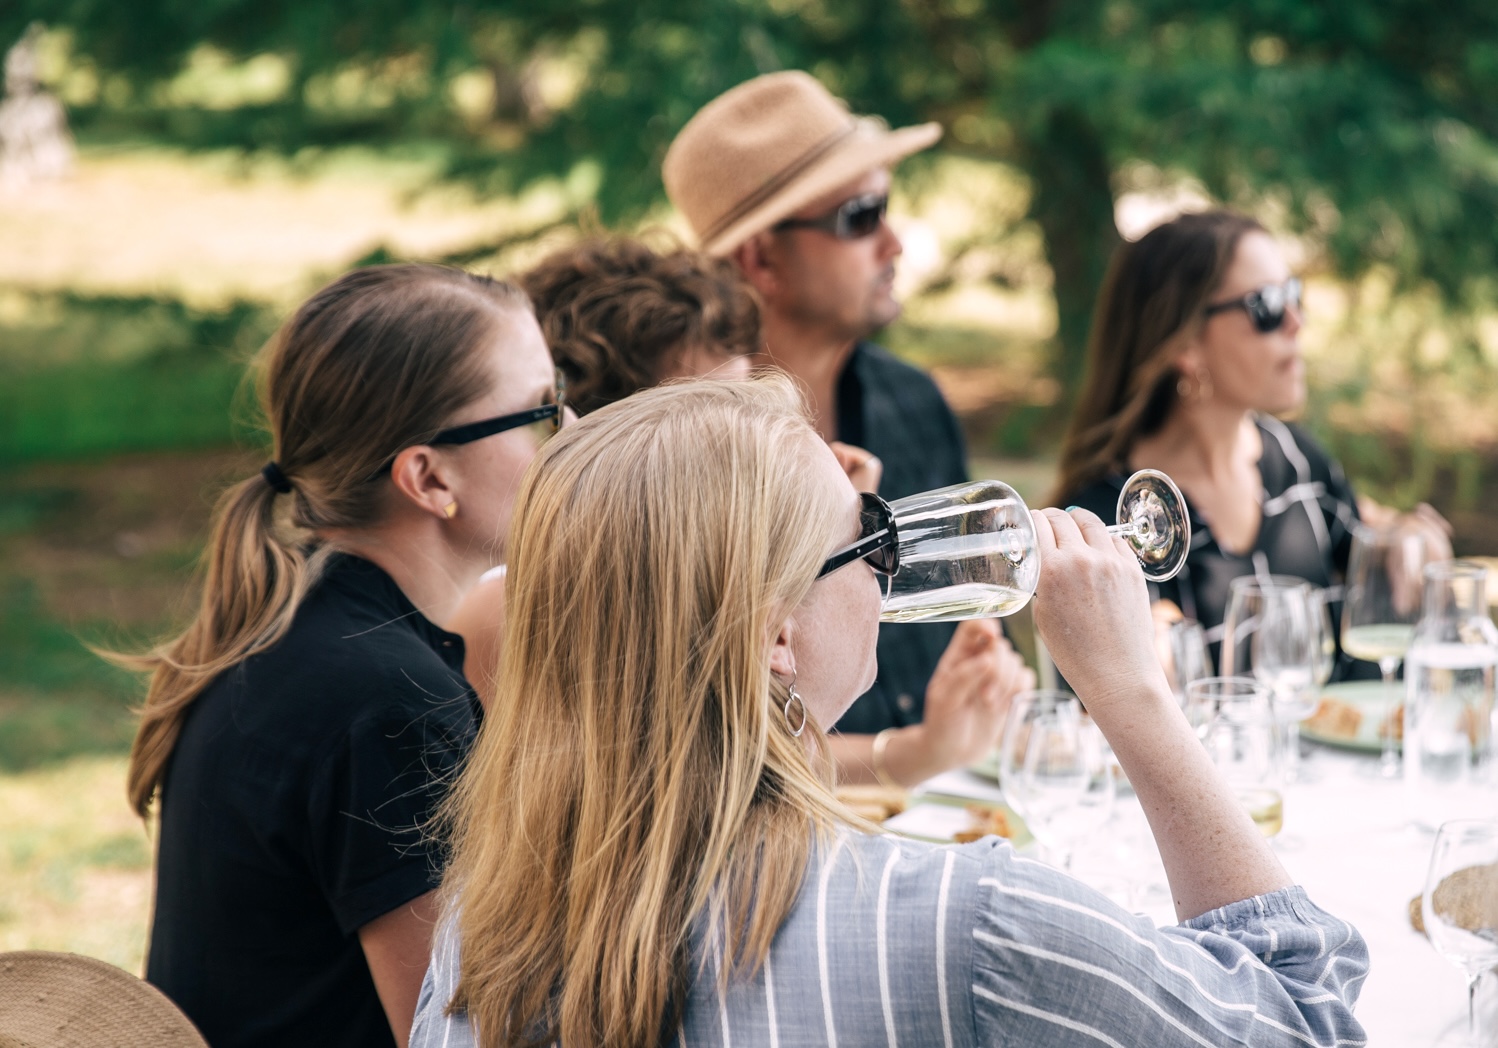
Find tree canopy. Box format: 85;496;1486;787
13;0;1498;392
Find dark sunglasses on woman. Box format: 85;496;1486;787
1204;277;1302;333
817;491;899;579
774;193;889;241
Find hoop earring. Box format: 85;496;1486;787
782;675;807;737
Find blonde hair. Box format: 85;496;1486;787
1052;210;1264;503
116;264;531;817
438;373;851;1046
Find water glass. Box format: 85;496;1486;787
1188;677;1282;838
1222;576;1319;782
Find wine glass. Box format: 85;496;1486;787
879;469;1191;623
1188;677;1282;837
1422;819;1498;1046
1163;618;1212;710
1308;588;1337;689
1222;576;1319;783
1342;523;1440;777
999;690;1115;868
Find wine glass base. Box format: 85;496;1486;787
1117;470;1191;582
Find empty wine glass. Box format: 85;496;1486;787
1222;576;1319;783
1188;677;1283;838
880;469;1191;623
1422;819;1498;1047
1343;523;1441;777
1164;618;1212;710
999;690;1115;868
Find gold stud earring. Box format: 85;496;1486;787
444;501;458;519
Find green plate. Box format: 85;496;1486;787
968;750;1001;782
1300;680;1400;754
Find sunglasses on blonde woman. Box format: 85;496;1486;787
1203;277;1302;333
817;492;899;579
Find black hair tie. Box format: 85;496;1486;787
261;461;293;494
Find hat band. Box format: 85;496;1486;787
699;119;860;246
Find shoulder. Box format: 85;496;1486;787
1256;416;1344;482
854;342;951;408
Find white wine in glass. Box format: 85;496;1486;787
1341;623;1415;664
878;470;1192;623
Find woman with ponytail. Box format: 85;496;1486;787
118;264;562;1048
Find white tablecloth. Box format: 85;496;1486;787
918;745;1497;1046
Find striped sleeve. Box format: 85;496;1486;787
409;916;479;1048
968;848;1368;1047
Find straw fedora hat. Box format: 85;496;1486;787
663;71;941;257
0;952;207;1048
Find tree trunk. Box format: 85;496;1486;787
1020;107;1119;417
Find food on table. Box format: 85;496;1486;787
1379;703;1404;742
953;804;1015;843
835;784;908;823
1305;697;1362;739
1408;863;1498;935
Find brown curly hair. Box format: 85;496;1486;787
520;237;760;416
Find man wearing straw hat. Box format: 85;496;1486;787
665;71;1032;788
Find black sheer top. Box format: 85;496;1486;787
1060;416;1367;680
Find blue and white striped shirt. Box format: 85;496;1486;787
411;831;1368;1047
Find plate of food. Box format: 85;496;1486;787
1300;680;1401;754
835;783;1031;847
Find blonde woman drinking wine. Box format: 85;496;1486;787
412;375;1366;1047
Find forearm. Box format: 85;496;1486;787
1088;679;1292;922
827;726;947;787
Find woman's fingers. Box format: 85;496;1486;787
1068;507;1117;551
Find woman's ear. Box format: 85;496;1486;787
768;613;796;680
388;445;456;521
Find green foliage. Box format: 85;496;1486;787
15;1;1498;395
0;292;275;464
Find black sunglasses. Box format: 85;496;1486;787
1203;277;1303;333
817;492;900;579
371;368;566;477
774;193;888;241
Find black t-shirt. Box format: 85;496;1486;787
1060;416;1368;679
833;341;969;734
148;554;480;1048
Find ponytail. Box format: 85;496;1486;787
118;476;324;815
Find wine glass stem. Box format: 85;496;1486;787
1284;721;1302;783
1468;971;1484;1044
1105;522;1141;538
1378;657;1401;779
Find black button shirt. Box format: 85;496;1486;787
148;554;480;1048
833;341;968;734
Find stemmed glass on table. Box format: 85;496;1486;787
1222;576;1320;784
1342;523;1440;777
999;690;1116;869
1423;819;1498;1047
1188;677;1283;838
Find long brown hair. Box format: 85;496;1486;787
1052;210;1264;502
521;236;760;415
437;374;850;1047
117;264;531;817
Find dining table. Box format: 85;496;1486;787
909;742;1498;1046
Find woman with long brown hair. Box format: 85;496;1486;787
1053;210;1447;664
117;264;564;1048
412;375;1366;1047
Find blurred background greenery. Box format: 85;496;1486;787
2;0;1498;969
